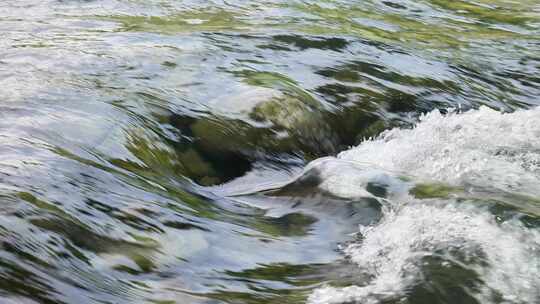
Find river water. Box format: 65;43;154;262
0;1;539;303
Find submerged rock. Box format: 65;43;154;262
171;85;338;186
192;92;336;154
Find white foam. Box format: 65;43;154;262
336;106;540;197
308;107;540;304
309;201;540;304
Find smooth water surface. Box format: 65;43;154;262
0;1;539;303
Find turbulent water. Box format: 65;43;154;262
308;107;540;304
1;1;540;304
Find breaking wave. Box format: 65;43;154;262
304;107;540;304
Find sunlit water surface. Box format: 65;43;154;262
0;1;539;303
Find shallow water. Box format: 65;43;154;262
0;1;539;303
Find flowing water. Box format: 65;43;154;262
1;1;540;303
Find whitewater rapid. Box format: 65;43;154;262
304;107;540;304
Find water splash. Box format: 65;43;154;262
307;107;540;304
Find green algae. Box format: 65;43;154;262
105;9;251;34
410;183;463;199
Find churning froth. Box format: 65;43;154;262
308;107;540;304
